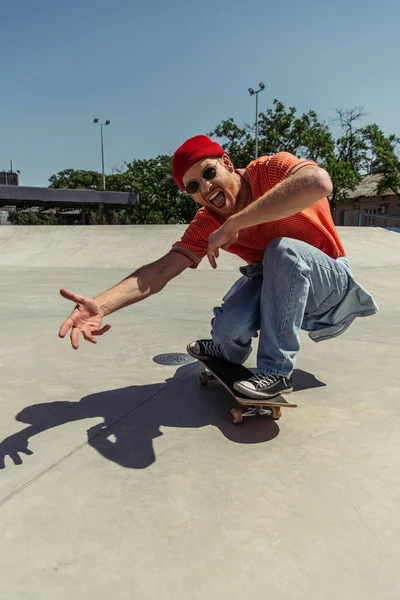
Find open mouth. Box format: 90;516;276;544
208;191;226;209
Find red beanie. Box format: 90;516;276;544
172;135;225;190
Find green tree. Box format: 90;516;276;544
333;107;368;174
209;100;336;166
360;124;400;199
45;105;400;226
209;99;362;208
110;155;196;224
327;107;367;206
208;118;253;166
324;157;360;206
47;158;196;225
8;211;59;225
257;100;334;163
48;169;103;190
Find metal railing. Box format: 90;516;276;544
358;212;400;232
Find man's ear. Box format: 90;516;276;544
221;154;234;172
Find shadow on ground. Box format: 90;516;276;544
0;364;325;470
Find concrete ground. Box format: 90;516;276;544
0;225;399;600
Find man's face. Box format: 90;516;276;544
182;155;240;218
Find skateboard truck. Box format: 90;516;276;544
199;369;216;385
230;405;282;424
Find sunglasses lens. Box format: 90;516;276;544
184;165;217;195
203;167;216;181
185;181;199;195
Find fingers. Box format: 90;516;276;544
82;330;98;344
60;288;86;304
58;316;74;339
10;451;23;466
207;226;238;265
59;289;83;340
70;327;80;350
207;246;219;269
207;250;216;269
0;447;33;469
59;287;111;349
81;324;112;343
92;324;112;336
70;324;112;349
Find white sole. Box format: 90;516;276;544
233;383;293;400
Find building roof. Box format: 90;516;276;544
0;185;139;208
345;174;399;199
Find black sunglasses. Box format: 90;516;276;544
185;163;218;195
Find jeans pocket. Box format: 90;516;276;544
221;276;248;303
239;261;263;279
314;285;349;315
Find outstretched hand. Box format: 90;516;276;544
0;432;33;469
207;223;239;269
58;289;112;350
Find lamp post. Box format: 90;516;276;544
248;83;265;159
93;118;111;190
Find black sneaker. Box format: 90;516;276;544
233;372;293;400
187;339;226;361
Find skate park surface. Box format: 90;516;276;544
0;225;399;600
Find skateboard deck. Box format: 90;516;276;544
188;350;297;424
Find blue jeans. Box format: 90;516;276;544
211;237;350;377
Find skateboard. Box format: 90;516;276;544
189;351;297;424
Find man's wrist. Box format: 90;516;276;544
93;294;110;317
226;213;242;233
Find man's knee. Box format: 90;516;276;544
212;306;240;340
264;237;309;270
212;305;257;344
265;236;304;255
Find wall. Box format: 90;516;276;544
334;193;400;227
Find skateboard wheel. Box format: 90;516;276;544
271;406;282;420
199;372;209;386
231;408;243;424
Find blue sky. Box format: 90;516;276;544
1;0;398;187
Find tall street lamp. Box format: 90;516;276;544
93;118;111;190
248;83;265;159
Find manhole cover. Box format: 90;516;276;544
153;353;197;366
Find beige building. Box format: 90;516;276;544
333;174;400;230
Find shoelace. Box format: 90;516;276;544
248;372;279;389
203;340;224;359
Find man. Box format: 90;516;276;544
59;135;378;400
